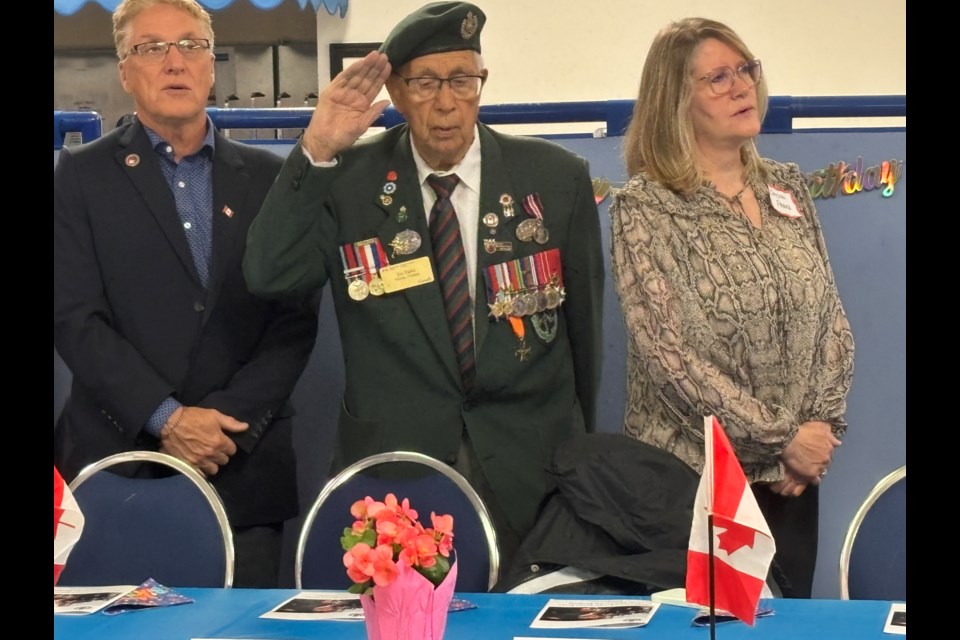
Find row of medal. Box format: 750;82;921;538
483;248;565;320
340;238;389;301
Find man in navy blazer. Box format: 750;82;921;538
53;0;317;587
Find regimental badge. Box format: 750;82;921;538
389;229;422;257
531;309;559;343
461;11;479;39
499;193;515;218
483;239;513;254
482;212;499;228
397;205;408;223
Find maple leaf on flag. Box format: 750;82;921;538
715;515;759;556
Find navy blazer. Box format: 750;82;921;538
54;119;317;527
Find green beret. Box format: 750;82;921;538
379;2;486;69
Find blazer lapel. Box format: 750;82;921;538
474;126;521;357
375;130;462;388
115;122;201;287
205;132;250;318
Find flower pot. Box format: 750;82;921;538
360;559;458;640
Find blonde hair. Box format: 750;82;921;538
113;0;214;59
623;17;769;195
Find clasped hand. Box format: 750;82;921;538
159;407;248;477
771;421;841;497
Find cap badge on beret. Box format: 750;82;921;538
461;11;479;39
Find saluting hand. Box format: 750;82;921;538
302;50;392;162
159;406;249;477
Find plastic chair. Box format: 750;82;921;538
839;465;905;600
57;451;235;588
296;451;500;592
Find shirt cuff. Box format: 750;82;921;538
145;397;183;438
301;145;339;167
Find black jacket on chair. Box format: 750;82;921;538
495;433;699;594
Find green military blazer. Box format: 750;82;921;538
245;123;603;538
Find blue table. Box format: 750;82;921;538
54;589;897;639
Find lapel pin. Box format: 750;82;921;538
125;154;140;167
222;205;235;218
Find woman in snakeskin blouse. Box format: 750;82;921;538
609;18;854;598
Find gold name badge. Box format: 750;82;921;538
379;256;435;293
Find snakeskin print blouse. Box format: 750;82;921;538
609;159;854;483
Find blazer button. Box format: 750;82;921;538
194;302;205;312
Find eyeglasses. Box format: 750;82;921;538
395;74;485;100
125;39;211;62
698;59;762;95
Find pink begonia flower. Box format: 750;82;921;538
370;543;399;586
431;513;454;537
343;542;375;583
350;498;371;520
437;532;454;557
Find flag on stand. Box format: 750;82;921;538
686;416;776;626
54;465;85;585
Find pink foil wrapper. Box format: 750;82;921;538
360;559;458;640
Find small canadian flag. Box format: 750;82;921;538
685;416;776;625
54;466;84;585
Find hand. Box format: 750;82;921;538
781;420;841;483
159;407;248;477
302;50;392;162
769;467;810;497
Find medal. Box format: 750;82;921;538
348;278;369;301
389;230;422;257
516;218;540;241
508;316;530;362
544;284;561;309
534;225;550;244
368;276;385;296
536;289;548;313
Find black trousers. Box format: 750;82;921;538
752;483;819;598
232;523;284;588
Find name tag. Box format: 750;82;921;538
768;184;803;218
379;256;435;293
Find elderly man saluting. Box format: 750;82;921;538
244;2;603;568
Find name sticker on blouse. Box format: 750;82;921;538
767;185;803;218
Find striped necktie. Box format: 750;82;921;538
427;173;476;391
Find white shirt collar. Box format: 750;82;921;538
410;125;482;195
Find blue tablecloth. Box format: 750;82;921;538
54;589;897;639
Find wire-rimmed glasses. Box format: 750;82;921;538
698;59;762;95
